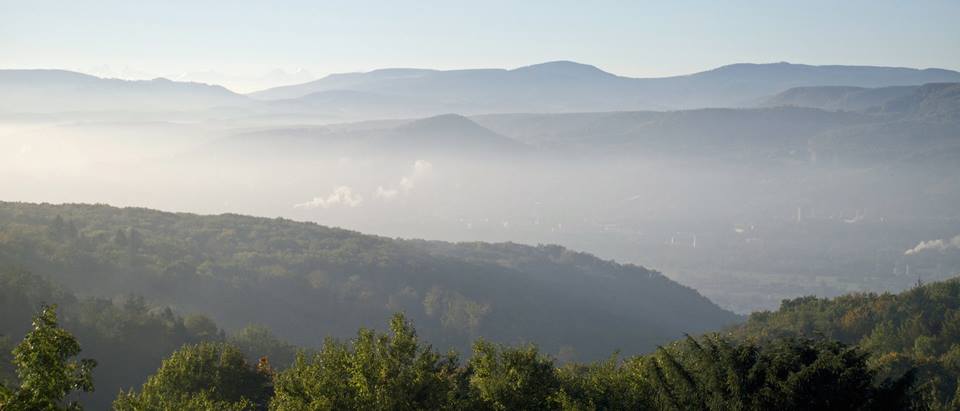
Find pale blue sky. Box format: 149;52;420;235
2;0;958;90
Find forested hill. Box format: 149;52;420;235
0;268;262;409
732;278;960;408
4;202;957;409
0;201;739;360
0;271;921;410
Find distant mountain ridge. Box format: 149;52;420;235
760;82;960;121
0;69;249;113
879;82;960;120
219;96;960;166
220;113;528;158
759;85;918;111
4;62;959;117
690;62;959;85
247;61;960;117
388;113;528;152
248;61;618;100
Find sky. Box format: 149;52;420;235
2;0;958;92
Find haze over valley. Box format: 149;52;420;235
3;2;960;408
3;63;959;314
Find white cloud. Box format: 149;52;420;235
294;186;363;209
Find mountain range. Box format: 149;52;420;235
760;82;960;119
0;69;248;113
248;61;960;116
4;62;959;116
220;80;960;166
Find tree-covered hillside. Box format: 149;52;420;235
1;300;920;410
3;210;957;409
1;269;220;408
733;278;960;408
0;201;738;361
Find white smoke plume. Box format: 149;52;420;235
295;186;363;209
376;160;433;200
904;234;960;255
375;186;400;200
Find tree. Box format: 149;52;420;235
468;340;561;410
642;335;916;411
127;228;143;251
0;305;96;411
556;353;655;410
113;342;271;411
229;325;297;370
270;313;465;410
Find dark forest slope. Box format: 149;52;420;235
0;202;739;361
732;278;960;407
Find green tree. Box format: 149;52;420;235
642;335;916;411
270;313;465;410
556;354;654;410
0;305;96;411
468;340;561;410
736;278;960;409
113;342;271;411
229;325;298;370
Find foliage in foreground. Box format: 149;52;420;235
0;306;96;411
0;307;929;411
0;268;295;409
735;278;960;409
6;273;958;410
113;342;272;411
110;313;917;411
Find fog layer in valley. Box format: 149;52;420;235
2;62;960;314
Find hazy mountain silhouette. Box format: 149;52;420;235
759;85;918;111
473;107;874;154
875;83;960;121
7;62;959;118
0;69;249;113
218;94;960;164
386;114;528;152
248;62;960;116
218;113;527;158
760;82;960;121
249;68;440;100
248;61;632;118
